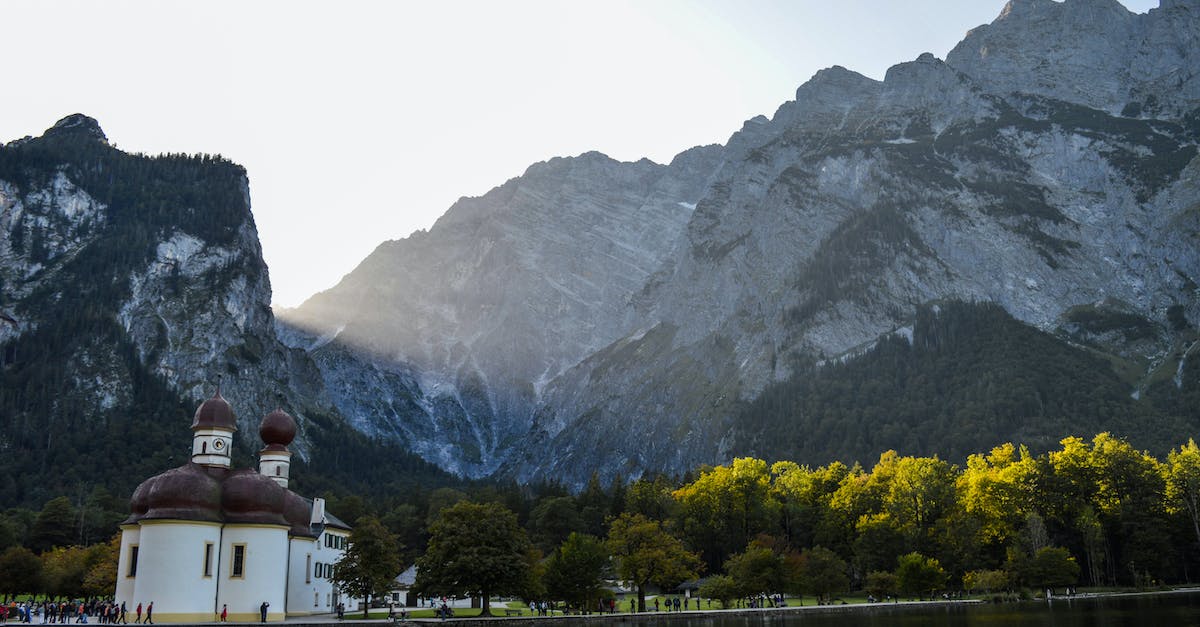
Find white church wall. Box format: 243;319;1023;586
131;521;222;623
114;525;140;609
217;525;289;622
285;537;321;616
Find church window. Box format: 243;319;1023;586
201;441;207;454
204;542;214;577
306;554;312;583
276;465;282;476
127;545;139;577
231;544;246;578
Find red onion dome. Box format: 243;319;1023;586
192;389;238;432
283;490;318;538
137;464;223;523
259;408;297;450
122;476;154;525
221;469;288;526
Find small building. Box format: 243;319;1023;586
114;389;356;622
390;565;418;607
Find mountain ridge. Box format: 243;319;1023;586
280;0;1200;487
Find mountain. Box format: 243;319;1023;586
280;0;1200;487
0;116;451;506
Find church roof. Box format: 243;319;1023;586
125;392;349;534
191;389;238;432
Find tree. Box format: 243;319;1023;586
962;569;1008;595
83;534;120;598
956;443;1036;549
529;497;584;553
796;547;849;605
414;501;533;617
42;545;89;599
624;476;677;521
724;544;785;598
674;458;779;570
1009;547;1080;590
1166;440;1200;545
606;513;702;612
895;552;945;599
29;496;76;553
864;571;897;600
883;455;956;554
0;546;42;598
698;575;739;609
543;533;608;612
331;516;403;618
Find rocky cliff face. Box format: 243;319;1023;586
279;147;725;475
0;115;333;476
284;0;1200;486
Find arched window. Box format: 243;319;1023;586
201;441;207;454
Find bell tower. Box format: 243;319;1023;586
191;384;237;468
258;407;297;488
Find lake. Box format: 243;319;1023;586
618;591;1200;627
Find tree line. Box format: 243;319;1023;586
7;431;1200;608
325;432;1200;615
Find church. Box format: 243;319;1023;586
115;389;356;622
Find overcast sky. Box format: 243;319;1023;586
0;0;1158;307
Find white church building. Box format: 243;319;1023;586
115;389;356;622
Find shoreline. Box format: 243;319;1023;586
143;587;1200;625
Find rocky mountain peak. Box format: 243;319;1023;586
947;0;1199;117
42;113;108;144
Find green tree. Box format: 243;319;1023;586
42;545;89;599
542;533;608;612
0;546;42;598
576;473;611;537
797;546;849;605
724;544;785;598
414;501;533;617
864;570;897;600
331;516;403;618
1166;439;1200;545
624;476;677;521
83;534;120;598
1009;546;1080;590
698;574;739;609
606;513;702;612
895;552;945;599
674;458;779;570
956;443;1036;549
529;497;584;553
883;455;956;554
30;496;76;553
962;569;1008;595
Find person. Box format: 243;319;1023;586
220;605;227;623
259;602;268;623
336;603;344;620
133;605;140;625
118;603;126;625
143;604;151;626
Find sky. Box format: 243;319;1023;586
1;0;1158;308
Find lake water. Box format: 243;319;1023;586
621;591;1200;627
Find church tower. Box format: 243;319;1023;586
191;387;237;467
258;408;296;488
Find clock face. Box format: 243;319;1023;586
213;438;226;451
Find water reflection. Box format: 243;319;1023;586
617;591;1200;627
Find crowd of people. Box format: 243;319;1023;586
1;600;151;624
